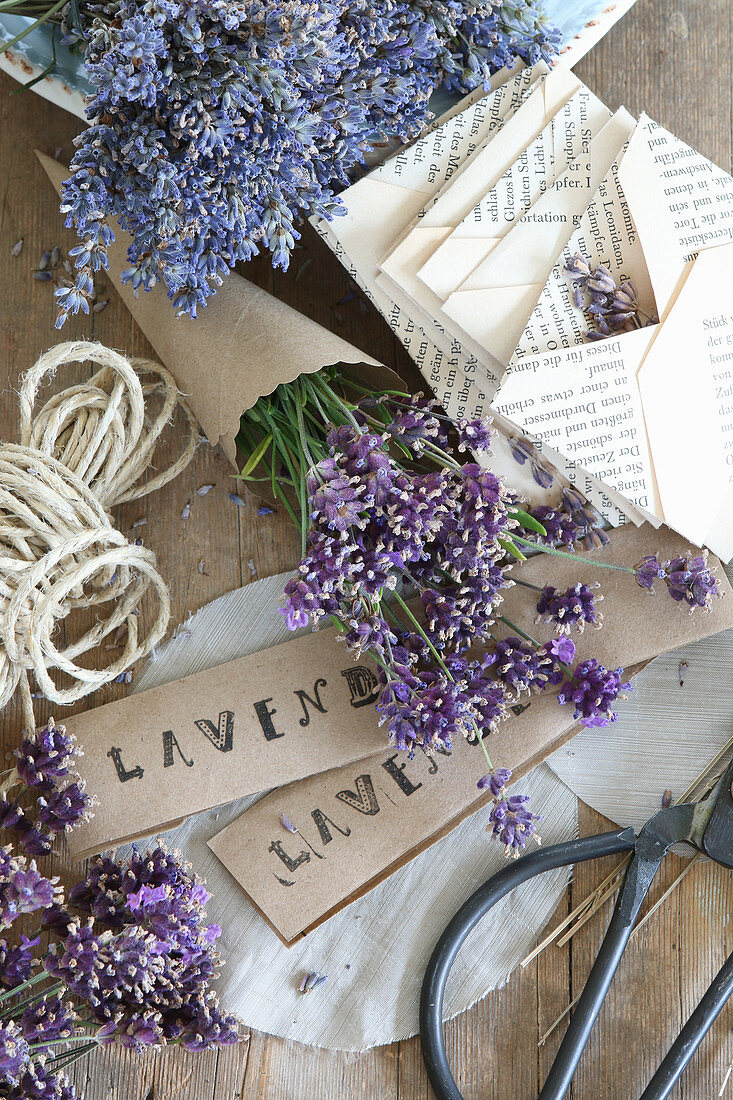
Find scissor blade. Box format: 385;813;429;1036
662;755;733;866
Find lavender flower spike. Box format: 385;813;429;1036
664;552;721;611
635;551;721;610
535;583;603;634
557;659;631;728
487;794;541;858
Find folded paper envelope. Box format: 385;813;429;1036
378;65;582;326
492;114;733;555
416;85;612;302
325;63;539;307
316;78;636;528
323;64;540;392
441;107;637;367
636;242;733;560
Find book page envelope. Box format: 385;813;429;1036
323;64;544;390
325;64;538;310
441;108;636;367
638;242;733;561
493;114;733;551
417;85;612;301
378;65;581;323
311;71;637;530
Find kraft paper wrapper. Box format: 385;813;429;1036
209;523;733;944
38;153;385;466
65;628;388;860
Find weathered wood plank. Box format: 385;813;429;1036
1;0;732;1095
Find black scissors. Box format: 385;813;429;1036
420;755;733;1100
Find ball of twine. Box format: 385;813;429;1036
0;340;199;730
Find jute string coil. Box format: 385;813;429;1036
0;340;199;731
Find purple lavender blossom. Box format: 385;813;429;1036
487;794;541;856
1;860;58;924
0;936;37;991
529;505;580;549
179;996;240;1051
6;1062;78;1100
635;552;720;611
37;781;90;834
485;637;550;695
535;583;602;634
559;487;609;550
309;473;365;533
635;554;667;591
14;720;77;791
56;2;559;324
12;823;53;858
665;554;720;609
556;659;631;727
377;668;470;756
0;798;23;832
0;1022;29;1085
455;418;492;453
477;767;511;796
543;637;577;665
21;995;75;1051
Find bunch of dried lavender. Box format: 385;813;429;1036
0;722;238;1099
564;253;658;339
4;1;560;323
241;372;721;857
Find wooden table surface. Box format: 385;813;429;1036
2;1;733;1096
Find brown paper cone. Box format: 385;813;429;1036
38;153;388;465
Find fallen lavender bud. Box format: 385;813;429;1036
299;971;328;994
509;436;535;466
10;239;23;257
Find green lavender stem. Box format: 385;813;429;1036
512;533;634;573
0;969;49;1003
498;615;543;648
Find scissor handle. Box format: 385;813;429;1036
639;947;733;1099
420;827;637;1100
